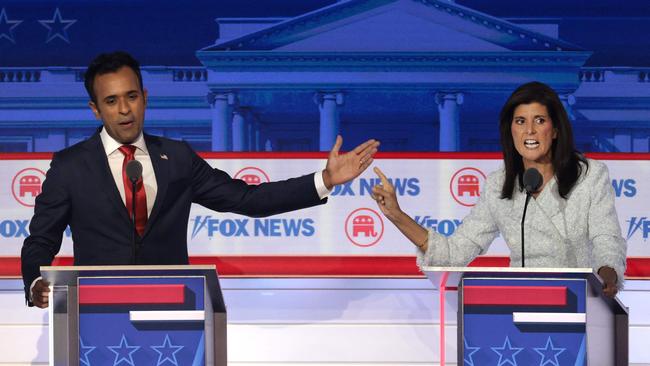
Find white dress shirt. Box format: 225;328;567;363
100;128;157;217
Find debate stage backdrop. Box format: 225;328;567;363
0;0;649;153
0;0;649;269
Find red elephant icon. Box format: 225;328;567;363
19;175;42;197
240;174;261;185
352;215;377;237
457;174;479;197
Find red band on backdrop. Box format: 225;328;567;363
2;152;649;279
0;256;648;278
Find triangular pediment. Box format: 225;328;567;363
202;0;582;52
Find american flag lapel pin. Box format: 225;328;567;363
160;153;168;160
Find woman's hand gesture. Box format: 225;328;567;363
371;167;403;222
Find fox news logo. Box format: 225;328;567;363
190;216;315;239
0;220;71;238
234;167;270;185
332;177;420;196
627;217;649;240
611;179;636;198
12;168;46;207
414;216;462;236
449;167;486;207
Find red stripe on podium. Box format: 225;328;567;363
463;285;567;306
467;256;510;267
78;284;185;305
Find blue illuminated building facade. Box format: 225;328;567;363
0;0;648;152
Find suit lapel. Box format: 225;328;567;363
142;134;169;238
81;132;133;226
509;179;565;243
534;178;566;239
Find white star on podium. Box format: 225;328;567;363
534;337;566;366
79;337;96;366
151;334;184;366
491;336;524;366
107;335;140;366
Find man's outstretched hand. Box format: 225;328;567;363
322;135;380;190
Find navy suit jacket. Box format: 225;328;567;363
21;131;326;302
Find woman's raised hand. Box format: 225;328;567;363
371;167;403;222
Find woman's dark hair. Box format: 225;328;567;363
499;81;587;199
84;51;143;105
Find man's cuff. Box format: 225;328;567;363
314;171;332;200
28;276;42;303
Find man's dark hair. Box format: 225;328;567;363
499;81;588;199
84;51;144;104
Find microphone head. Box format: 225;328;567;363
523;168;543;194
125;159;143;183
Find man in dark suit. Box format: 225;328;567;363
21;51;379;308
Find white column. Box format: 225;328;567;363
435;92;463;152
247;117;257;152
208;92;236;151
560;94;576;121
232;108;249;152
316;92;344;151
254;121;262;152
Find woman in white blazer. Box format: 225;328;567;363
371;81;626;297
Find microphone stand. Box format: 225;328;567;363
521;167;542;268
130;177;138;265
521;193;533;268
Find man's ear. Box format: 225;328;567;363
88;101;101;120
143;88;148;107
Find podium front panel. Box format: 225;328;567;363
460;276;588;366
77;276;207;365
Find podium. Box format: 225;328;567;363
422;266;628;366
41;265;227;366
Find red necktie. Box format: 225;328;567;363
118;145;147;237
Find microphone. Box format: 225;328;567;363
125;159;142;264
521;168;542;267
126;159;143;184
523;168;543;194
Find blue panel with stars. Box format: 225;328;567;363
78;277;206;366
461;278;587;366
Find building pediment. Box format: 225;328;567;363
201;0;582;53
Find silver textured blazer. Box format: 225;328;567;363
417;158;627;282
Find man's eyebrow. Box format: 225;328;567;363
102;89;140;101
